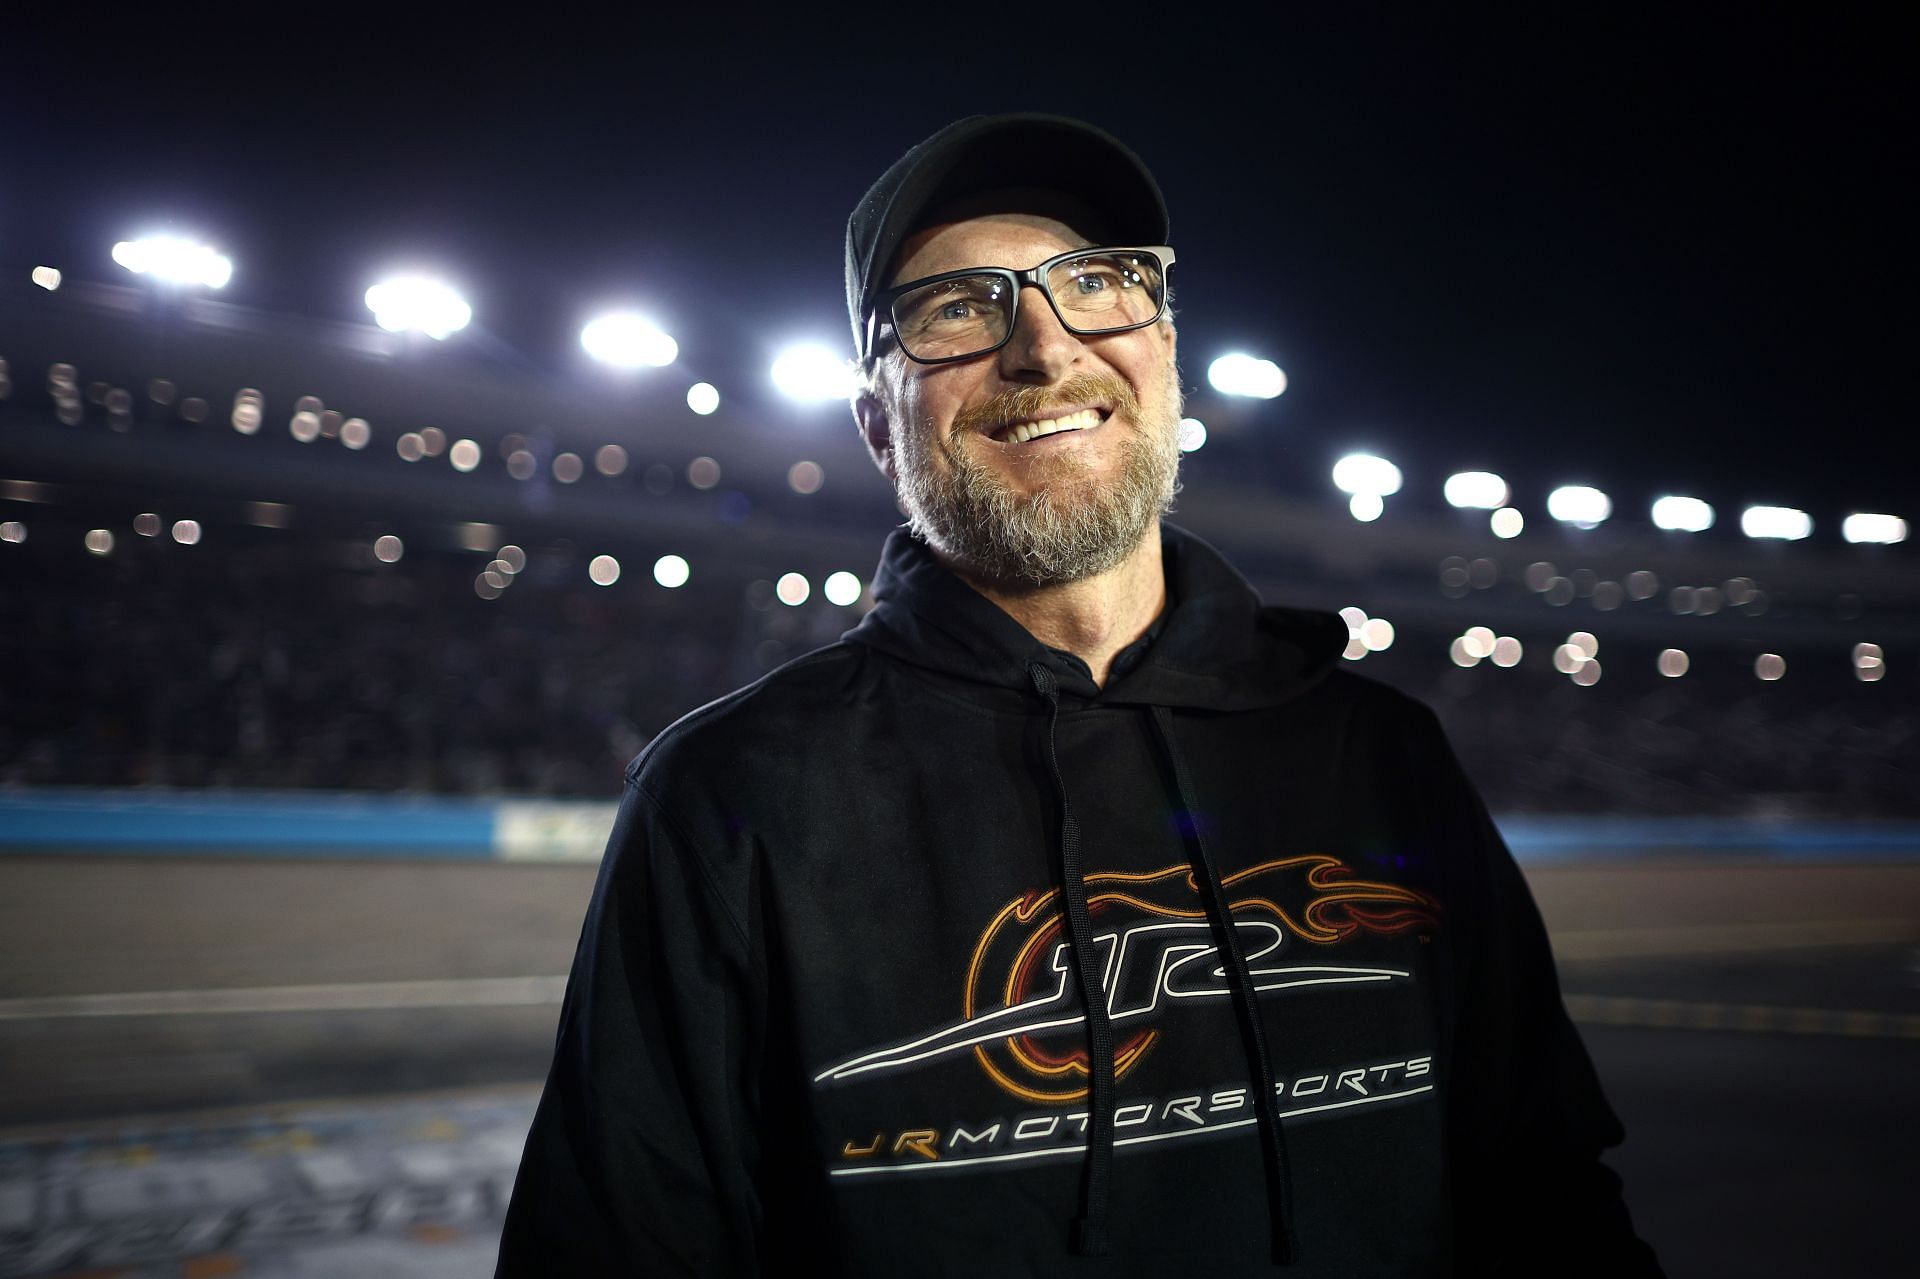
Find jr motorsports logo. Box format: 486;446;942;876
814;855;1439;1103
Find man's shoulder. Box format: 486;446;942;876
622;640;874;790
1311;664;1444;728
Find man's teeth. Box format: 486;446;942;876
1002;408;1102;444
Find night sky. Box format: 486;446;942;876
3;10;1909;518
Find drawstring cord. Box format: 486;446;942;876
1149;704;1298;1266
1024;667;1296;1265
1027;663;1117;1256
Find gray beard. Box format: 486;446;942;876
895;378;1184;588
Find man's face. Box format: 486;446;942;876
865;209;1183;587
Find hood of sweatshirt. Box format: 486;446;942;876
843;521;1349;711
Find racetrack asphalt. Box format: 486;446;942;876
1;854;1914;1277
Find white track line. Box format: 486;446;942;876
0;976;568;1020
0;915;1909;1020
1551;916;1913;961
1564;994;1920;1040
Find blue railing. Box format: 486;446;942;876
1;790;1915;862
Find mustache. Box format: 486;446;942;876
948;373;1143;439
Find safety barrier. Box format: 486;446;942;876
1;790;1915;863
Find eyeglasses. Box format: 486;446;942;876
863;245;1176;366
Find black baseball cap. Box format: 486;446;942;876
844;113;1169;362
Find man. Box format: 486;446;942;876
498;113;1663;1275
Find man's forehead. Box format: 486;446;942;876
887;186;1119;284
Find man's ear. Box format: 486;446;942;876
853;392;898;484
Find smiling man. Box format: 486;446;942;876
497;114;1663;1277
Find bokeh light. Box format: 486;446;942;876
1651;495;1714;532
365;275;471;338
1740;506;1811;540
787;461;825;494
1205;354;1287;398
653;555;691;588
1444;471;1509;509
776;572;811;605
1841;514;1906;545
581;313;678;368
112;235;233;288
1547;485;1611;529
824;571;863;606
771;346;856;401
1331;453;1403;497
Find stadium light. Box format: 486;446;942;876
1332;453;1401;522
1842;513;1907;545
581;313;678;368
1547;485;1611;529
1740;505;1811;541
31;267;61;291
687;383;720;415
1331;453;1402;497
112;235;233;289
1206;354;1287;399
364;275;472;339
1443;471;1508;510
771;345;857;402
1651;495;1715;532
1177;418;1207;452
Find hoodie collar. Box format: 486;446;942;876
842;522;1347;711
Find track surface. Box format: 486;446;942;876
1;854;1915;1276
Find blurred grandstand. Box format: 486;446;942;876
1;276;1912;815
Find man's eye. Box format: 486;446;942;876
939;300;976;320
1074;274;1110;294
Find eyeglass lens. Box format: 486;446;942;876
889;250;1165;361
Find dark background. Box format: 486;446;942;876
3;10;1910;517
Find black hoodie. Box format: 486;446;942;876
497;523;1663;1277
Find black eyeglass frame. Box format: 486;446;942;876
861;244;1177;367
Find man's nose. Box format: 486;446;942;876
995;284;1083;383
